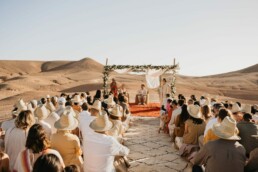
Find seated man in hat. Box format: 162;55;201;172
84;112;129;172
136;84;148;105
193;116;246;172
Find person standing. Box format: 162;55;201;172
159;78;171;106
110;78;118;98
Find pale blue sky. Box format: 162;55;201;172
0;0;257;76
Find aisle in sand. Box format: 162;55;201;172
124;117;191;172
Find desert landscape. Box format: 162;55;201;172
0;57;257;121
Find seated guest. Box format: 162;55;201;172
51;107;83;169
1;99;27;132
108;105;125;142
200;105;212;124
237;113;258;157
72;95;82;114
13;124;64;171
193;116;246;172
136;84;148;105
231;103;243;122
5;110;35;171
118;94;130;116
92;90;102;104
0;131;9;172
55;97;66;116
84;112;129;172
179;105;206;161
33;154;64;172
203;108;232;144
78;102;97;139
173;104;189;144
245;148;258;172
34;105;52;139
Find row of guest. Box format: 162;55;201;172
159;94;258;172
0;91;131;172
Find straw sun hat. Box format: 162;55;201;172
187;105;202;119
90;112;113;132
241;104;252;114
110;105;123;118
13;99;28;116
91;100;102;111
72;95;82;103
34;105;49;120
212;116;240;140
231;103;241;113
54;107;78;130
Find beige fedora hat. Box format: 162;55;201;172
231;103;241;113
72;95;81;103
110;105;123;117
54;106;78;130
187;105;202;119
13;99;28;116
90;112;113;132
212;116;240;140
91;100;102;111
34;105;49;120
45;102;56;112
241;104;252;114
107;96;116;106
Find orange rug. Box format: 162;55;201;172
129;103;161;117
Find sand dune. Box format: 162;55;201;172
0;58;257;120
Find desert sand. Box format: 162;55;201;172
0;57;257;121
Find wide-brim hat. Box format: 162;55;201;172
89;112;113;132
58;97;66;104
212;116;240;140
187;105;202;119
91;100;102;111
13;99;28;116
107;96;116;106
110;105;123;117
34;105;49;120
231;103;241;113
72;95;82;103
54;106;78;130
45;102;56;112
241;104;252;114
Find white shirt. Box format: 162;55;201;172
37;120;52;140
1;118;15;131
169;106;182;126
137;88;147;95
84;132;129;172
45;112;60;134
78;110;96;137
204;117;217;136
5;127;28;170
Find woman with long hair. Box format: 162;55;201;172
13;124;64;172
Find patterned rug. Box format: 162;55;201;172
129;103;161;117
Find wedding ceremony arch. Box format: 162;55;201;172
102;59;180;98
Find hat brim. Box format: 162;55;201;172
212;125;241;140
54;118;78;131
188;112;202;119
89;120;113;132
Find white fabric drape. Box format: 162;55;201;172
114;68;132;74
145;69;165;89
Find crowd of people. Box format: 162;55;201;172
1;77;258;172
159;93;258;172
0;89;131;172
